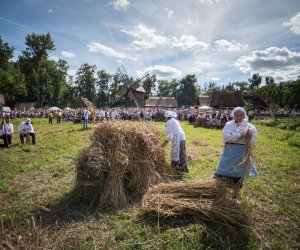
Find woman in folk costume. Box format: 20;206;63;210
162;111;188;175
214;107;258;204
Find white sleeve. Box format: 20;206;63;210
29;124;34;133
222;122;242;142
18;124;23;133
249;124;257;145
165;121;174;141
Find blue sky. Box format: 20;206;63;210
1;0;300;85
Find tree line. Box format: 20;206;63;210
0;33;299;109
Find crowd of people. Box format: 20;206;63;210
2;106;299;126
0;107;244;126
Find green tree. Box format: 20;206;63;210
157;79;179;97
109;73;122;105
0;36;27;105
61;75;77;107
232;81;249;91
44;59;69;106
177;74;198;107
257;81;281;108
142;74;156;100
203;81;220;95
0;36;13;67
21;33;55;107
249;73;262;89
265;76;275;85
282;79;300;109
75;63;97;103
96;70;111;107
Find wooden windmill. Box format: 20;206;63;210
111;65;149;107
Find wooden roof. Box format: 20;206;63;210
145;96;178;108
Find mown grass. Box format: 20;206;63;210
0;118;299;249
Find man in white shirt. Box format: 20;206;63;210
99;109;106;121
2;117;13;146
18;118;36;144
0;119;9;148
161;111;188;175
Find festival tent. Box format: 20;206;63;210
64;107;73;111
198;105;214;110
48;106;61;111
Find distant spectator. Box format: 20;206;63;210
82;108;89;129
18;118;36;145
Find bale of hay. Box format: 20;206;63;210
142;179;247;225
194;117;207;127
75;120;174;209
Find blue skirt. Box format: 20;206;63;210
215;144;258;178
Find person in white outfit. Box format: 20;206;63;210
18;118;36;144
162;111;188;175
214;106;258;204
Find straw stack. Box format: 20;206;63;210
142;179;247;225
75;120;173;209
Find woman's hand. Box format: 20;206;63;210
241;129;252;138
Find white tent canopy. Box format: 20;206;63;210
48;106;61;111
198;105;214;110
64;107;74;111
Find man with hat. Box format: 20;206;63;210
161;110;188;175
18;118;36;144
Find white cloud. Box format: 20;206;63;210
214;39;248;51
61;50;76;58
121;24;168;50
67;69;77;77
110;0;129;11
194;0;229;5
165;8;174;19
234;47;300;81
138;65;182;78
207;77;220;82
48;9;53;14
193;61;213;72
87;41;138;61
49;55;59;62
282;12;300;35
172;35;209;51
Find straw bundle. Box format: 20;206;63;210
142;179;247;225
194;117;206;127
76;120;173;209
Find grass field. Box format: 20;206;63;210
0;118;299;249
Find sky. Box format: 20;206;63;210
1;0;300;86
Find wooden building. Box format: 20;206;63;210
145;96;178;108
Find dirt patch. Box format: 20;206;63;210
186;147;199;162
190;140;209;147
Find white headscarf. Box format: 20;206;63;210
164;111;173;118
231;107;248;121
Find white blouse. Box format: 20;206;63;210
4;123;14;134
222;120;257;145
18;122;34;134
165;118;186;142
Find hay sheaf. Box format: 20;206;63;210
194;117;206;127
76;120;173;209
142;179;247;225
